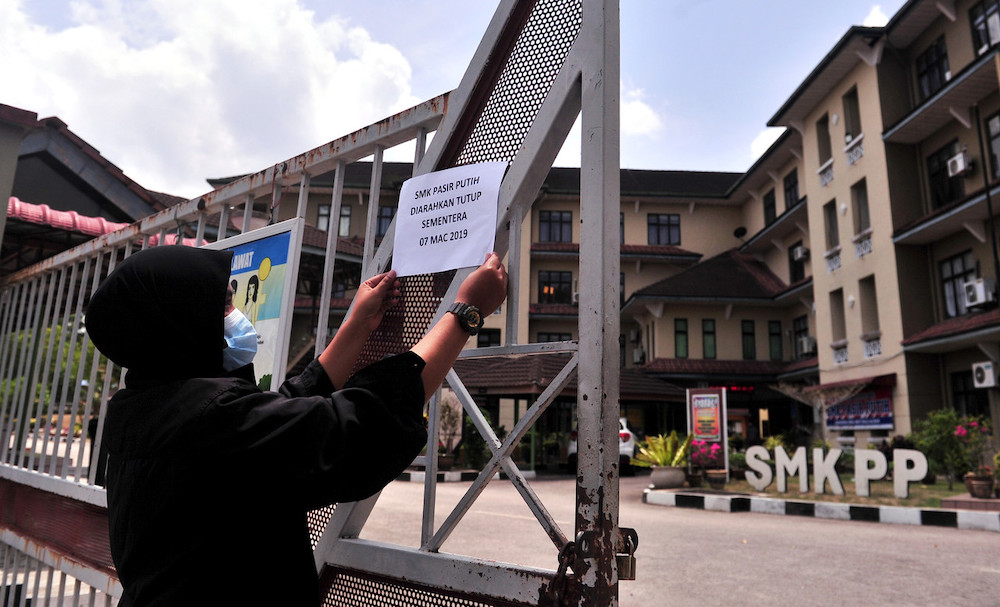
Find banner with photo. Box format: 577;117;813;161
204;218;304;390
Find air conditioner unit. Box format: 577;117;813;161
973;361;996;388
792;246;810;262
797;335;817;355
571;291;580;305
989;13;1000;46
946;152;971;177
963;278;997;309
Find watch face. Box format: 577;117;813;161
467;309;483;327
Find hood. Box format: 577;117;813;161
86;245;233;384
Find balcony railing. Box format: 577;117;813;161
864;336;883;359
833;344;849;365
825;248;841;273
818;159;834;187
853;230;872;258
845;135;864;166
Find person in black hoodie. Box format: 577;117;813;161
85;245;507;606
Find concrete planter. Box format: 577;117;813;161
650;466;686;489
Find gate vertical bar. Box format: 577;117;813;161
575;0;620;605
315;160;346;358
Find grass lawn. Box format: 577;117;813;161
718;475;972;509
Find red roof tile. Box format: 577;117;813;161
902;307;1000;345
529;303;579;316
640;356;817;378
633;248;787;300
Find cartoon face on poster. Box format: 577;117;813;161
223;230;291;391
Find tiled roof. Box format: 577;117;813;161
902;307;1000;345
530;242;701;260
640;356;818;379
632;248;787;300
453;353;684;400
529;303;579;316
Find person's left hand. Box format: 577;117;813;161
352;270;401;332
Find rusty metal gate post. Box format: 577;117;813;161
574;0;622;604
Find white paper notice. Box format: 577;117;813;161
392;162;507;276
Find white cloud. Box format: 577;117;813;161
621;87;663;137
863;5;890;27
0;0;419;198
750;128;785;160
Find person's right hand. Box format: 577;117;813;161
456;252;508;315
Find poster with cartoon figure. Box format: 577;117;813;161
204;218;303;391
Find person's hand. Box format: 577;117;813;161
352;270;401;332
456;252;508;315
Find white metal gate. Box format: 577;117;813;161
0;1;625;604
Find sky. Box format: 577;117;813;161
1;0;909;200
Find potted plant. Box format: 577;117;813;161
956;417;995;498
437;391;462;471
631;431;691;489
691;439;726;489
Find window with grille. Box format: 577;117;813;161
788;239;806;283
842;87;862;143
816;114;832;165
538;210;572;242
763;190;777;226
538;270;572;304
952;371;990;417
741;320;755;360
927;140;965;209
339;205;351;237
851;179;870;235
318;204;330;232
702;319;716;359
823;200;839;250
376;205;395;238
940;250;977;317
971;0;1000;55
538;332;572;342
768;321;783;361
675;318;688;359
477;329;501;348
784;170;799;208
916;36;950;100
647;213;680;245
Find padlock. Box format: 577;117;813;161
616;552;636;581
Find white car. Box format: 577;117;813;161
566;417;637;475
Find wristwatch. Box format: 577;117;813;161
447;302;483;335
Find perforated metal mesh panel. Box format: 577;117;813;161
353;272;455;372
307;504;337;550
456;0;582;166
320;567;533;607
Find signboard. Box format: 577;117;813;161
204;218;304;391
687;388;729;476
392;162;506;276
826;386;894;430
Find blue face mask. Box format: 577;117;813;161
222;307;258;371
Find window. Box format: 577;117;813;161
842;87;862;143
741;320;755;360
940;250;977;317
793;315;810;358
987;111;1000;179
539;270;573;304
970;1;1000;55
339;205;351;237
788;239;806;283
763;190;777;226
477;329;501;348
952;371;990;417
860;275;880;334
376;206;395;238
830;289;846;342
702;319;716;360
539;210;572;243
916;36;950;101
784;170;799;208
675;319;688;359
538;332;572;343
851;179;871;235
927;141;965;209
816;114;832;165
823;200;839;250
317;204;331;232
768;321;783;361
647;214;680;245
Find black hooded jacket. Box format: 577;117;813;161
86;246;427;606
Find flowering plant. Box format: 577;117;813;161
690;439;723;469
955;418;993;477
